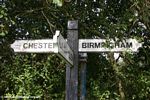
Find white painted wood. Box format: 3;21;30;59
54;30;73;66
11;30;73;66
11;39;54;53
79;39;142;52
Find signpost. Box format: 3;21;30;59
11;30;73;66
11;39;54;53
10;20;144;100
11;35;142;65
66;20;78;100
53;30;73;66
78;38;142;100
79;53;87;100
79;39;142;52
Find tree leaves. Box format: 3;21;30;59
0;0;150;99
53;0;64;6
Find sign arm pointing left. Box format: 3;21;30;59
11;30;74;66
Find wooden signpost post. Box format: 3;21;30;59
79;53;87;100
66;20;78;100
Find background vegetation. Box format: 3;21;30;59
0;0;150;99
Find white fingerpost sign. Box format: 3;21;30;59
11;30;73;66
53;30;73;66
11;39;55;53
79;39;142;52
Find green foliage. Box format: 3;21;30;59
0;5;8;37
0;0;150;99
1;54;65;99
53;0;64;6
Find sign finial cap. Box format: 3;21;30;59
68;20;78;29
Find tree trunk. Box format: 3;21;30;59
118;79;125;100
108;53;125;100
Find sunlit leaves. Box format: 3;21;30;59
53;0;64;6
0;0;150;99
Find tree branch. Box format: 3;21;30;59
41;10;55;35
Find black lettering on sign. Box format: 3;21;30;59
43;43;47;48
59;39;65;50
87;43;89;48
95;43;101;48
59;39;68;52
121;42;126;48
90;43;94;48
126;42;132;48
82;43;86;48
48;43;53;48
69;52;73;62
38;43;42;48
81;41;133;49
82;42;107;48
34;43;37;49
28;43;34;48
23;43;28;49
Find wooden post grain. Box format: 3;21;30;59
66;20;78;100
